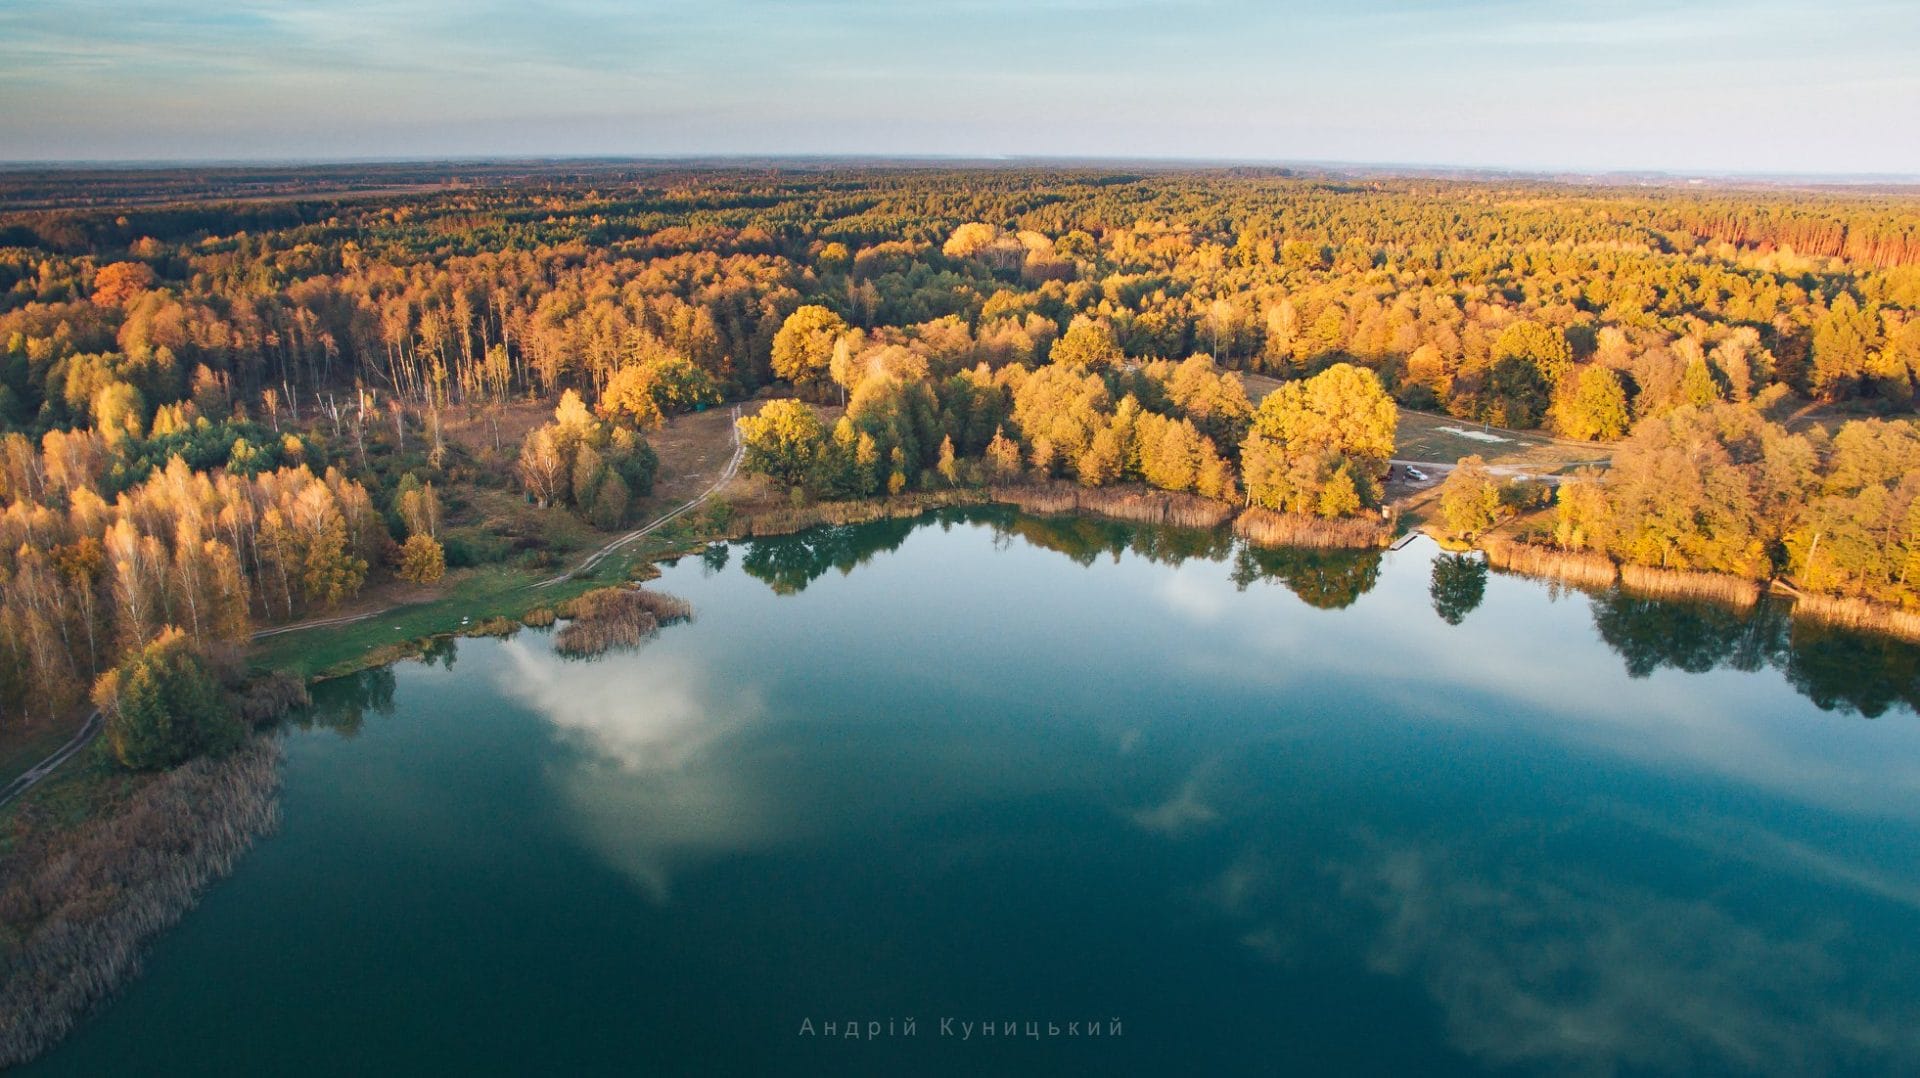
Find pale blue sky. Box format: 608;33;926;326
2;0;1917;172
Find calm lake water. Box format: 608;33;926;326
28;509;1920;1076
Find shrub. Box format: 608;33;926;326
92;628;243;771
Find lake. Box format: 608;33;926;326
27;508;1920;1076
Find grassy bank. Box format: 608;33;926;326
247;566;597;680
0;724;86;796
248;515;708;682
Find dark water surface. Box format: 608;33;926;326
29;509;1920;1076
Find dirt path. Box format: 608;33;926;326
0;712;101;809
1388;457;1596;488
3;407;746;807
533;404;743;587
258;404;742;630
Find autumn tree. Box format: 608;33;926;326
600;352;721;429
397;533;446;584
93;626;241;770
90;261;156;308
1158;354;1254;449
1553;365;1630;441
738;399;827;492
771;305;849;386
1811;293;1879;400
1241;364;1397;517
1436;455;1505;540
1049;317;1125;371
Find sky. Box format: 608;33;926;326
2;0;1918;174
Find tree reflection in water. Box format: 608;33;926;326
1430;553;1489;626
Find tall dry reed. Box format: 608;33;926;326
1789;593;1920;643
1618;563;1762;608
1481;536;1619;589
0;738;283;1068
552;586;693;658
995;482;1235;529
733;490;986;538
1233;507;1392;550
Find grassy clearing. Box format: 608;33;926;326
247;515;710;682
644;408;746;507
248;565;593;680
1395;409;1609;472
0;745;133;838
1244;373;1610;473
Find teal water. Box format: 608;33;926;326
27;509;1920;1076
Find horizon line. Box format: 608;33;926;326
3;153;1919;188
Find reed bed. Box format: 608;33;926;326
0;738;283;1069
996;482;1236;529
233;672;311;727
733;489;987;538
552;586;693;658
1481;536;1620;589
1232;507;1393;550
463;616;521;639
520;607;557;628
1789;593;1920;643
1619;563;1762;608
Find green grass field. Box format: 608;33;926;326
248;515;710;680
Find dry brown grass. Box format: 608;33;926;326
1789;593;1920;643
0;738;283;1068
233;672;311;727
1619;563;1762;608
552;586;692;658
644;407;754;510
996;482;1236;529
1481;537;1620;589
1233;507;1393;550
731;488;989;538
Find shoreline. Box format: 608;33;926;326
6;491;1919;1069
1479;533;1920;644
272;487;1920;691
0;738;284;1069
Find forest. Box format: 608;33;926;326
3;164;1920;750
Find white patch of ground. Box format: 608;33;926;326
1438;426;1511;444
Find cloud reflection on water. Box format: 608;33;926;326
1334;833;1920;1075
494;639;778;900
488;519;1920;1072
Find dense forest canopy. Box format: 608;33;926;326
3;164;1920;736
